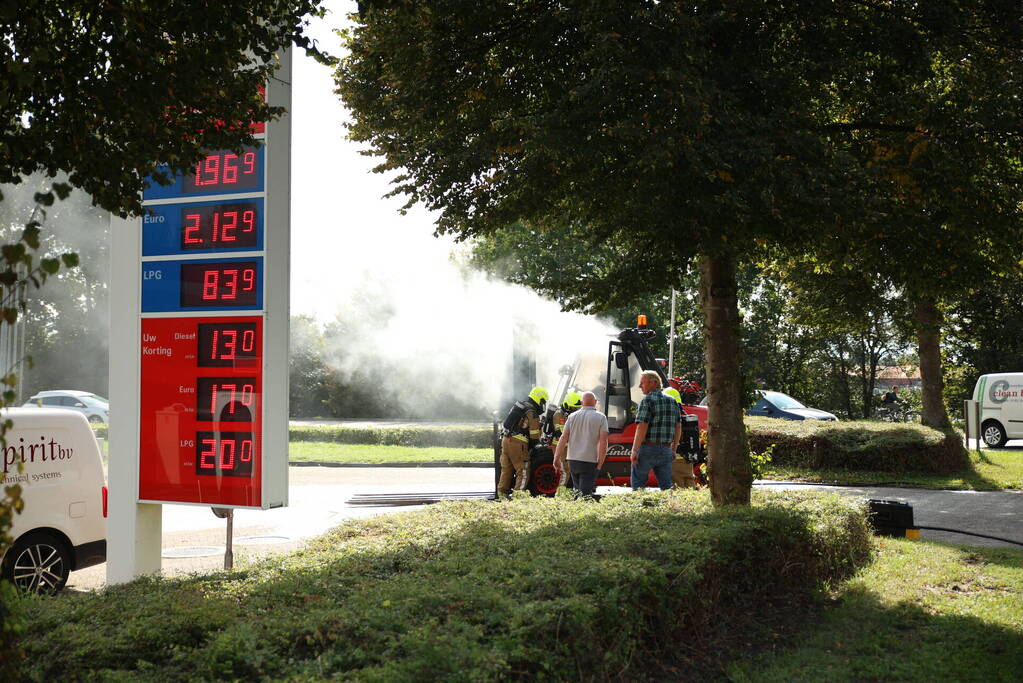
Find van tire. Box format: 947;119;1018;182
982;420;1008;448
2;532;72;594
88;415;104;424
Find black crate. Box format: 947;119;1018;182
868;499;915;536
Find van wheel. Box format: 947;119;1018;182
88;415;104;424
982;420;1008;448
2;532;71;594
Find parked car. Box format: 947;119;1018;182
23;390;109;424
747;390;838;421
1;408;107;593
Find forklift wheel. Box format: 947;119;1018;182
528;450;559;497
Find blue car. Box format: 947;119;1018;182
747;390;838;421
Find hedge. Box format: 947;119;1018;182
746;417;971;475
17;490;872;681
288;424;495;448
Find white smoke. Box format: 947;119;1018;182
290;2;619;414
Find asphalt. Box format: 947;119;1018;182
65;465;1022;593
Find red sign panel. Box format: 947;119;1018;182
139;315;263;506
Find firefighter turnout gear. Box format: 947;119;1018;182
499;393;544;496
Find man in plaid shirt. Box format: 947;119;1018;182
630;370;681;490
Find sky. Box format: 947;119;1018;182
289;0;455;318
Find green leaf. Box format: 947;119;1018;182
61;253;80;268
40;258;60;275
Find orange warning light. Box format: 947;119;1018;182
637;315;648;327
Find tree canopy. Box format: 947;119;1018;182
338;1;1023;504
2;0;328;215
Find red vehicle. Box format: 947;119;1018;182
524;320;708;495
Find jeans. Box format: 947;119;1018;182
631;444;673;490
569;460;598;497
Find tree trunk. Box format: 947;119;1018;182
700;253;752;506
915;296;952;430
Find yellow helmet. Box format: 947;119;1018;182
528;386;550;406
562;391;582;412
663;387;683;404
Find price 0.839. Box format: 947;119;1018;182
180;261;259;308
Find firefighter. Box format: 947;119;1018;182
549;391;582;488
498;386;548;496
664;387;698;489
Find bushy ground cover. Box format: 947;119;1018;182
763;448;1023;490
16;490;871;681
746;417;971;475
729;539;1023;681
289;442;492;464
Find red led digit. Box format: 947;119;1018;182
243;151;256;176
240;383;254;407
183;213;202;244
220;329;237;360
241;210;255;233
221;269;239;299
199;439;217;469
240;439;253;463
202;270;219;300
241;329;255;353
221;211;237;242
242;268;255;292
219;439;236;469
203;155;221;185
222;154;239;184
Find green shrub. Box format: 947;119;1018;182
18;490;872;681
288;424;494;449
746;417;970;475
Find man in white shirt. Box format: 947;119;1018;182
553;391;609;497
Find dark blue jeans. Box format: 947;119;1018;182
631;444;673;490
569;460;598;497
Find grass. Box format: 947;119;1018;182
763;448;1023;490
729;539;1023;681
288;441;492;464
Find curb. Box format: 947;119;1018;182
289;461;494;468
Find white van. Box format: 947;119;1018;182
1;408;107;592
972;373;1023;447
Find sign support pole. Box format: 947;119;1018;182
108;213;162;583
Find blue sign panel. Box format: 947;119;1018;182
142;198;265;257
142;257;264;313
143;145;265;201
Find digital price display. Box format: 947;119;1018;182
196;377;257;422
197;321;258;367
141;257;263;313
195;433;255;478
141;198;264;257
139;316;263;506
182;147;261;194
182;202;258;250
143;145;265;200
180;261;259;308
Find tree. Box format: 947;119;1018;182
337;1;912;505
1;0;326;637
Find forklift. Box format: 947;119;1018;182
517;316;708;495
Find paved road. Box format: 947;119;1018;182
758;482;1023;549
67;466;1021;592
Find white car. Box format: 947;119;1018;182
23;390;109;424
